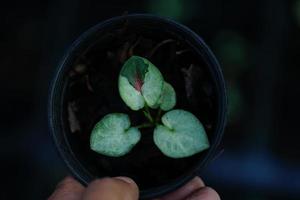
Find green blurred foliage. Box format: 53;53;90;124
212;31;250;122
213;30;250;79
293;0;300;26
227;83;243;123
147;0;194;21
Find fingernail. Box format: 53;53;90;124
114;176;135;184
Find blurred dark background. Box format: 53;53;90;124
1;0;300;199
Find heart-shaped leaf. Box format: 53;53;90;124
153;109;209;158
90;113;141;157
118;56;164;110
157;82;176;111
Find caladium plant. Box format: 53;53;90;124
90;56;210;158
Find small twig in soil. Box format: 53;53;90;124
129;37;142;56
69;64;87;77
85;75;94;92
68;102;81;133
148;39;175;58
118;42;130;63
175;49;190;55
181;64;196;99
74;64;87;74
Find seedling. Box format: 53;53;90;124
90;56;210;158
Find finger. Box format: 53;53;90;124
82;176;139;200
154;177;205;200
48;176;85;200
184;187;220;200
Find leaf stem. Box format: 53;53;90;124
135;123;153;129
143;105;153;123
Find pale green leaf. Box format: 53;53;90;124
90;113;141;157
141;60;164;108
158;82;176;111
118;76;145;111
154;109;209;158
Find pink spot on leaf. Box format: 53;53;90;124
134;74;143;92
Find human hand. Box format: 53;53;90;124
48;176;220;200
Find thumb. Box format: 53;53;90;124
82;177;139;200
184;187;220;200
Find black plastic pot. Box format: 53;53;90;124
49;14;227;199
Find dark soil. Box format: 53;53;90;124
64;21;217;190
